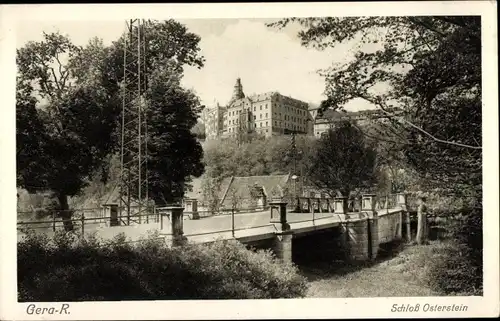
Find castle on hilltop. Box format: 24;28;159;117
202;78;314;139
201;78;400;140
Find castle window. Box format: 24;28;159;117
254;107;256;112
265;113;268;118
260;106;262;110
260;122;262;127
266;121;268;127
260;114;262;119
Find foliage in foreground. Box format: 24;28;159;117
424;207;482;296
18;231;308;301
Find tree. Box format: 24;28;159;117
16;33;121;230
307;121;377;198
17;20;208;228
191;121;206;140
201;175;223;214
269;16;482;293
109;20;206;206
105;19;205;87
16;80;49;192
268;16;481;196
202;134;315;181
400;18;481;197
145;62;205;205
228;185;243;212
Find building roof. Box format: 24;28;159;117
220;174;291;209
314;107;403;123
227;84;310;109
315;108;344;120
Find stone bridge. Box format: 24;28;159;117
23;193;410;264
157;193;409;263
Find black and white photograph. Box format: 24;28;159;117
0;2;498;320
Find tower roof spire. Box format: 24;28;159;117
229;77;245;105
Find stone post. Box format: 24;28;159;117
396;192;410;242
362;194;379;260
334;197;348;214
362;194;377;212
161;205;187;247
269;199;293;263
103;203;119;227
185;198;200;220
269;199;290;231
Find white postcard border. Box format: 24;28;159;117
0;2;498;319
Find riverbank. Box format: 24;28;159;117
300;241;446;297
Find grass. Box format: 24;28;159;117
300;241;449;298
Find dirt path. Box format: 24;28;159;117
301;242;442;298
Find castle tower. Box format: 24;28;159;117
229;78;245;105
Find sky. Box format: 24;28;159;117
16;18;375;111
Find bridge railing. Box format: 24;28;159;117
373;194;398;210
16;202;270;235
169;223;278;239
17;210;160;236
17;193;409;238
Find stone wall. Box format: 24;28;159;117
339;210;404;262
378;211;403;244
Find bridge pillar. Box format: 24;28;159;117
335;196;351;260
362;194;379;260
396;192;409;242
269;199;293;263
343;218;370;261
339;194;379;262
161;205;187;247
273;231;294;263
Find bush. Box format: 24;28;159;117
18;230;308;301
425;206;482;296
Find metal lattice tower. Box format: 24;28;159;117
119;19;149;225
